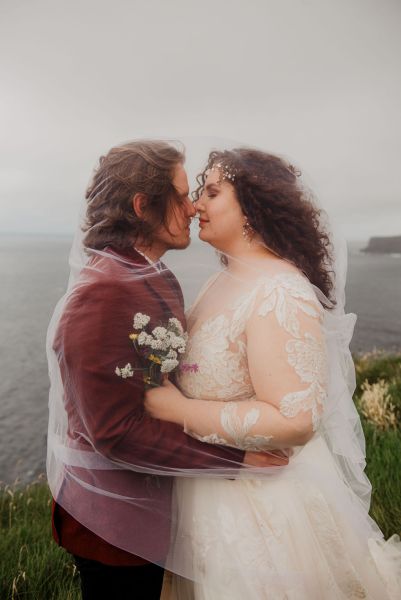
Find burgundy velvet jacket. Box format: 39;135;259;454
51;246;244;566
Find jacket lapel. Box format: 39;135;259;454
108;246;186;327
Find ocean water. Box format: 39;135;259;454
0;235;400;484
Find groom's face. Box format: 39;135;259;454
154;163;196;251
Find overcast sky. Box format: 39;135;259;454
1;0;400;241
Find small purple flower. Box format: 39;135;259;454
180;362;199;373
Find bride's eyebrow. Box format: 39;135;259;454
205;182;220;190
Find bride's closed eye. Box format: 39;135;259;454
205;185;219;199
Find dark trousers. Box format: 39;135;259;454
73;555;165;600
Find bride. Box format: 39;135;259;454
145;148;401;599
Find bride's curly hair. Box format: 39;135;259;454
194;148;335;306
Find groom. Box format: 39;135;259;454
50;140;287;600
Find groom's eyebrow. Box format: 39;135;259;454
174;186;190;198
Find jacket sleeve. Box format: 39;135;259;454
58;278;244;471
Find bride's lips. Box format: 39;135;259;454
199;219;209;226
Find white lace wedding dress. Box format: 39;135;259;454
167;265;401;599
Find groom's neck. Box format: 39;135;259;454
133;239;168;262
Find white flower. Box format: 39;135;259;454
133;313;150;330
152;326;168;339
137;331;153;346
115;363;134;378
160;358;179;373
137;331;147;345
168;317;184;335
152;338;169;352
166;349;178;359
168;333;186;350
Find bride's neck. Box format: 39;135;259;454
223;239;280;273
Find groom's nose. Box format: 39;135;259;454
185;197;196;217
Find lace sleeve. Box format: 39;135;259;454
246;273;327;433
182;273;328;452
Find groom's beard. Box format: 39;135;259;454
170;237;192;250
164;229;193;252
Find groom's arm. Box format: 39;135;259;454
58;278;245;472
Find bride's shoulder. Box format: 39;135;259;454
251;260;321;307
253;258;307;286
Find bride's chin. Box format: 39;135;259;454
198;229;220;250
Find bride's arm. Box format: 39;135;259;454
146;382;312;450
145;280;327;451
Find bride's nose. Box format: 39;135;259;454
193;198;203;213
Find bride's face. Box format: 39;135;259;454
194;168;244;251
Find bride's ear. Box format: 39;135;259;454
132;192;148;218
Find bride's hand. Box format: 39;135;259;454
144;379;186;425
243;449;291;467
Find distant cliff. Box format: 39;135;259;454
362;235;401;254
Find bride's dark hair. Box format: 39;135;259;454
194;148;335;306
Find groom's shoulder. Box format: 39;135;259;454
79;247;149;290
63;265;144;323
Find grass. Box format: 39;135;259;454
354;351;401;539
0;475;80;599
1;352;400;598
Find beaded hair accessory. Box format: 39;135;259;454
206;161;237;183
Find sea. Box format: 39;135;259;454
0;235;400;485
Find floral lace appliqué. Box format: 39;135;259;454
186;401;273;452
257;273;321;337
280;333;327;431
254;273;327;432
178;312;253;402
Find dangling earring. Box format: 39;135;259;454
242;217;254;245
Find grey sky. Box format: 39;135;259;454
1;0;400;241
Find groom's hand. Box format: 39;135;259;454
243;449;290;467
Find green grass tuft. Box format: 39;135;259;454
354;352;401;538
0;475;80;600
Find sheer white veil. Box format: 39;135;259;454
312;229;372;511
46;137;381;583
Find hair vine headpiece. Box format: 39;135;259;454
206;161;237;183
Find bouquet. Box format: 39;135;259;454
115;312;188;387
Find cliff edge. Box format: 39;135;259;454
362;235;401;254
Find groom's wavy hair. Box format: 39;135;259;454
194;148;335;306
82;140;185;250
